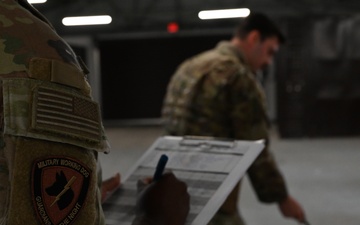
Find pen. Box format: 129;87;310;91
153;154;168;182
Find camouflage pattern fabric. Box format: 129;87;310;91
162;41;289;224
0;0;108;224
0;142;9;225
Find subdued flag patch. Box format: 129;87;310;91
32;87;102;143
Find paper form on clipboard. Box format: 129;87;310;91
102;136;264;225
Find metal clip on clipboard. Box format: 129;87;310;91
179;136;236;150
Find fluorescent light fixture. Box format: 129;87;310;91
62;15;112;26
27;0;47;3
198;8;250;20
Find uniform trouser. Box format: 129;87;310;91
207;182;246;225
208;212;245;225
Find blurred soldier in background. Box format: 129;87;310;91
162;13;306;225
0;0;189;224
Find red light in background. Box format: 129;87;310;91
167;22;179;33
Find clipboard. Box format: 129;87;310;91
102;136;264;225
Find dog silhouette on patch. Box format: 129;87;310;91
46;171;74;210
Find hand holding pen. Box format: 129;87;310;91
134;154;190;225
153;154;169;182
135;154;169;192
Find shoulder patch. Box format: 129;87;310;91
32;157;91;225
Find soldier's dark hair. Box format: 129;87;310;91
234;12;286;43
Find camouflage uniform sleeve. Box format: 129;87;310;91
96;158;106;225
228;70;288;203
0;140;9;219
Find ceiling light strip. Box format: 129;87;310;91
27;0;47;3
62;15;112;26
198;8;250;20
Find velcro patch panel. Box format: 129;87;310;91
2;78;109;152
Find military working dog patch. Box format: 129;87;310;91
32;157;91;225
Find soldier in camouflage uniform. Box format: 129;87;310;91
0;0;189;224
162;13;306;225
0;1;110;224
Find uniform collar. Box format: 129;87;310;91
216;41;246;64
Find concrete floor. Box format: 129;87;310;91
99;126;360;225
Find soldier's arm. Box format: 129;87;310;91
229;71;288;203
0;147;9;217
